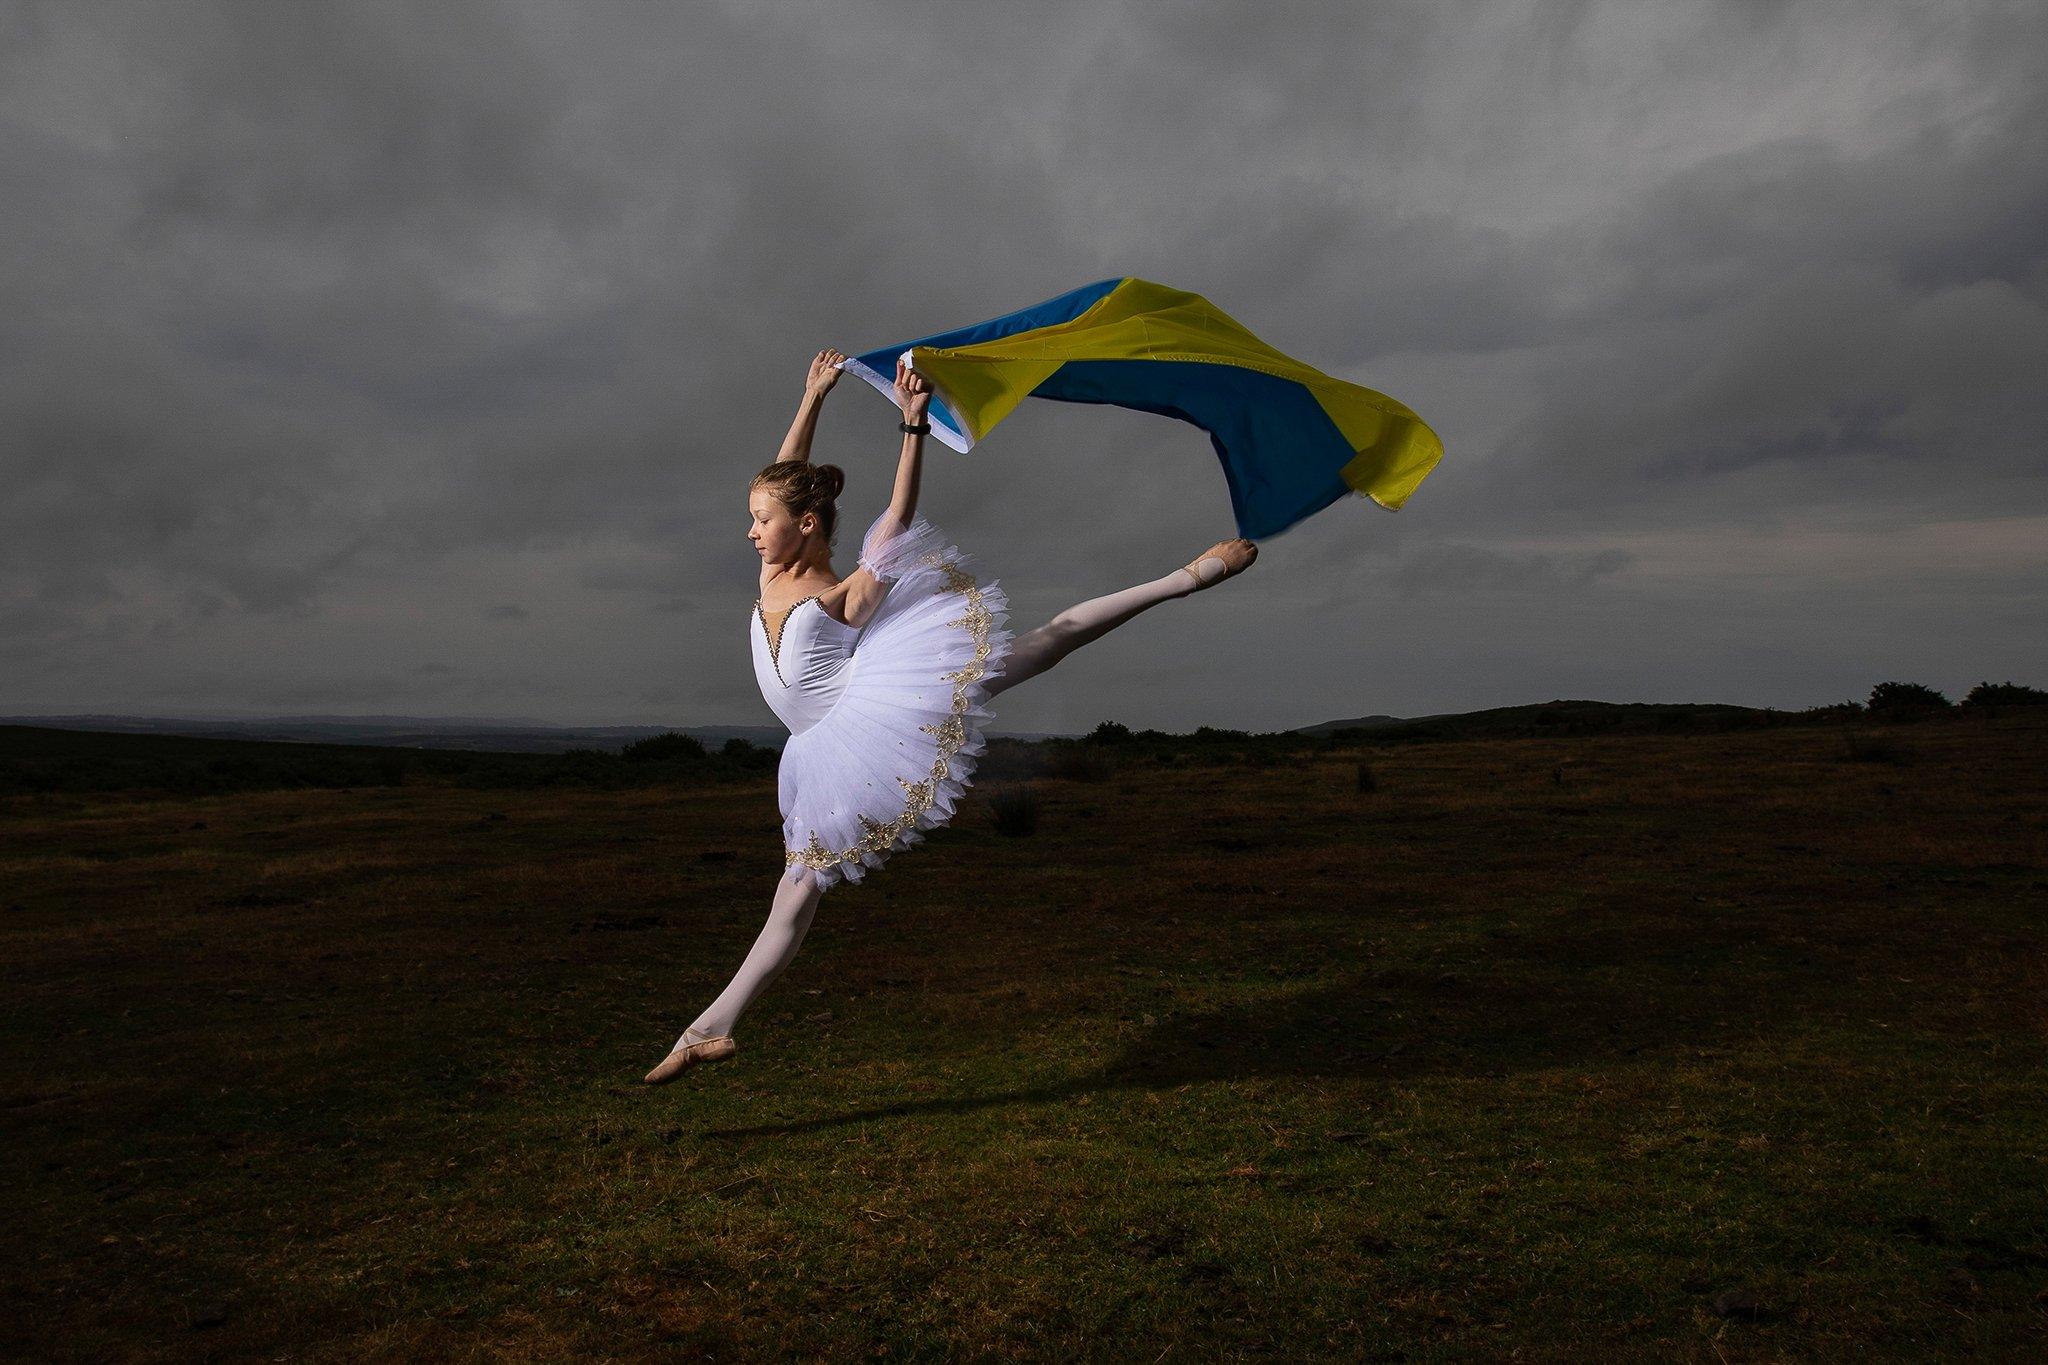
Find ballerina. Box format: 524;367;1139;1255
645;347;1257;1083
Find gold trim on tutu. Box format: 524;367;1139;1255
786;552;998;874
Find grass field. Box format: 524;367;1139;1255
3;714;2044;1360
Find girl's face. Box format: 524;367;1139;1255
748;488;814;563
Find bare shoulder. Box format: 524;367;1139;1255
759;563;808;603
760;566;852;615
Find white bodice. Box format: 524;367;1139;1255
750;597;862;734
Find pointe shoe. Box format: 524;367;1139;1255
643;1027;737;1085
1180;538;1257;591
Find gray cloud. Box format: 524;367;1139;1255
2;0;2043;731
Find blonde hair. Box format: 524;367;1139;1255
751;460;845;547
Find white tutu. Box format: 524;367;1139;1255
773;511;1014;890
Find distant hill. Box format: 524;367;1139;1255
0;722;791;797
0;701;1837;761
0;698;1947;798
1295;699;1800;743
0;712;775;754
0;713;1074;753
1292;713;1409;734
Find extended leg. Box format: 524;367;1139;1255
985;542;1248;699
682;864;825;1044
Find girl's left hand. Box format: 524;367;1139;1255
894;357;932;421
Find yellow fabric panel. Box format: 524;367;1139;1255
909;356;1062;444
1330;397;1445;510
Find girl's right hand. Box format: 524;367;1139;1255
806;349;846;396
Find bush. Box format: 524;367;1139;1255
1867;682;1950;712
988;785;1041;837
1087;720;1134;745
621;731;707;762
1356;761;1377;794
1961;681;2047;709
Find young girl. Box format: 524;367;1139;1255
645;348;1256;1083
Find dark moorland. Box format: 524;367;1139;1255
2;709;2044;1358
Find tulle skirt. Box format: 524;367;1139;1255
778;530;1014;891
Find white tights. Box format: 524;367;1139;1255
984;561;1214;699
677;555;1223;1047
681;864;825;1046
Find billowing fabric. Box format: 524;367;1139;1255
751;508;1013;891
841;278;1444;540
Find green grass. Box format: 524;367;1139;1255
2;714;2044;1359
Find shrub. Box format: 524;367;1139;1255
1356;761;1377;793
373;754;408;786
1867;682;1950;711
1961;681;2047;708
988;785;1041;836
621;731;707;762
1087;720;1133;745
721;737;757;756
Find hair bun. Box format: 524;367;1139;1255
814;464;846;500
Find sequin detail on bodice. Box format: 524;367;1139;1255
750;596;861;734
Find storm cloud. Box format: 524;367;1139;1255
3;0;2043;732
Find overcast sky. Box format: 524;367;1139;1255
3;1;2043;734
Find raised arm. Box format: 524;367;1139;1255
883;356;932;524
838;359;935;630
774;349;846;464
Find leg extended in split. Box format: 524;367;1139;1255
984;538;1256;699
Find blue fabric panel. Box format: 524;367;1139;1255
846;277;1126;377
1030;360;1355;540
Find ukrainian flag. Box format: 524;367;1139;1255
841;277;1443;540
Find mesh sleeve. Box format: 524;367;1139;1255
857;508;948;584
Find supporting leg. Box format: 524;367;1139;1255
682;864;825;1044
986;559;1225;699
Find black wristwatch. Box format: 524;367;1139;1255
899;419;931;435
